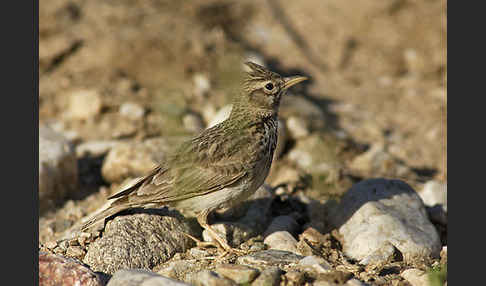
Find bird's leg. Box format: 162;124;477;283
197;209;246;256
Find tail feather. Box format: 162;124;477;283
81;204;127;231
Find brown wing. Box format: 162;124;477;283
109;122;254;206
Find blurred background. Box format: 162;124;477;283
39;0;446;247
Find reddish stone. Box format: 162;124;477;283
39;252;103;286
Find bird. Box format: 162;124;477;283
81;61;308;254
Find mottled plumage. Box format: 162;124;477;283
81;62;307;253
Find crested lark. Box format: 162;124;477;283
82;62;307;253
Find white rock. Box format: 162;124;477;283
401;269;429;286
65;89;103;120
107;269;191;286
419;180;447;210
299;255;332;273
330;178;441;265
263;231;300;254
39;125;78;213
207;104;232;129
119;102;145;120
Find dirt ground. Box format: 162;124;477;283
39;0;446;284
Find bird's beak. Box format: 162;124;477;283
283;76;308;90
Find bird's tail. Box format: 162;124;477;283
80;203;128;231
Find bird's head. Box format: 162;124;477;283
233;62;308;118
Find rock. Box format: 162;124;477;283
183;112;205;133
119;102;145;120
191;270;237;286
101;137;172;183
264;231;300;254
75;140;121;157
400;268;429;286
39;252;103;286
250;266;283;286
419;180;447;210
237;250;304;267
202;222;256;248
65;89;103;120
39;125;78;213
298;255;332;273
83;211;197;274
286;116;310;139
330;178;441;265
215;264;260;284
66;245;86;260
107;269;191;286
207;104;232;129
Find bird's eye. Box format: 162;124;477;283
265;83;274;90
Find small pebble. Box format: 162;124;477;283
119;102;145;120
215;264;259;284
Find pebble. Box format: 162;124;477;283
39;252;103;286
298;255;332;273
39;125;78;214
66;246;86;260
157;260;197;280
65;89;103;120
250;266;283;286
83;212;198;274
330;178;441;265
119;102;145;120
263;231;300;254
107;269;191;286
191;270;237;286
215;264;260;284
237;250;304;267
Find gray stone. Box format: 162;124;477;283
101;137;172;183
215;264;260;284
237;250;304;267
83;211;197;274
193;73;211;98
39;252;103;286
330;178;441;265
107;269;191;286
263;231;300;254
39;125;78;213
250;266;282;286
191;270;237;286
